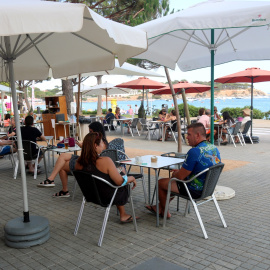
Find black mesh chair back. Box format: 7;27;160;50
175;163;225;202
130;118;139;129
230;121;242;136
241;120;252;135
73;170;109;207
199;163;224;200
100;149;119;167
22;140;37;161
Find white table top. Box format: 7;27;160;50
51;145;81;153
119;155;184;169
117;118;133;121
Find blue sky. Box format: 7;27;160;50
37;0;270;94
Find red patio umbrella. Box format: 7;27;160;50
215;67;270;136
116;77;166;116
151;81;211;95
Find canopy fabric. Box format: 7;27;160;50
61;59;164;79
151;81;211;95
135;1;270;71
115;77;166;89
214;67;270;83
0;0;147;81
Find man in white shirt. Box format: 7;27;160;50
134;104;138;115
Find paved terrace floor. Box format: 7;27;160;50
0;123;270;270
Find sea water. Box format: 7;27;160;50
38;97;270;114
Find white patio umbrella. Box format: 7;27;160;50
0;0;147;247
135;0;270;146
81;83;131;110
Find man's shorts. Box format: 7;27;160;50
176;182;202;199
0;146;11;155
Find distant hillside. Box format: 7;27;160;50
186;88;267;99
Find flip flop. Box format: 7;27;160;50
145;205;170;219
145;205;157;215
120;215;140;224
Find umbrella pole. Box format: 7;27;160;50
250;79;253;137
164;67;182;153
76;74;81;140
5;39;29;222
1;91;4;120
210;29;215;144
181;89;191;125
106;89;108;111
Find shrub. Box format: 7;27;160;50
170;103;202;117
220;106;264;119
138;104;145;118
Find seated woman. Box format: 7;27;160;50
75;132;137;223
220;111;235;145
197;108;205;121
158;109;167;121
37;122;126;197
114;106;131;133
157;110;177;141
4;113;11;127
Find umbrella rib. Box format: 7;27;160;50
13;35;32;56
25;36;51;67
216;27;250;49
12;35;22;57
72;33;114;55
15;33;53;62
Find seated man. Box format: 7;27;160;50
103;108;114;125
21;115;46;175
145;122;221;218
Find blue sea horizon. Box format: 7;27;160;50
38;96;270;114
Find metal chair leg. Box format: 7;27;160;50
74;197;86;235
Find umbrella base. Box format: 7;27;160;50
4;215;50;248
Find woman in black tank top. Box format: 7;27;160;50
75;132;138;223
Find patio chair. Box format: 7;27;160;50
73;171;137;247
167;120;186;143
222;121;243;147
14;140;42;180
100;149;147;203
1;137;19;179
103;115;113;132
139;118;159;140
239;120;253;145
127;118;140;137
163;163;227;239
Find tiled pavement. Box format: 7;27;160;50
0;128;270;270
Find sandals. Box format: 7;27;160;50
37;179;55;187
157;138;162;141
52;190;70;198
120;215;140;224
